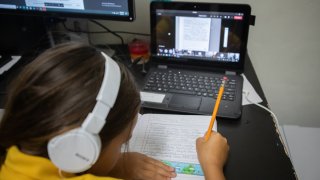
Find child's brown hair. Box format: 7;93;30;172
0;42;140;164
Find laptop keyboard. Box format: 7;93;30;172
143;70;237;101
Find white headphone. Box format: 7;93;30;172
47;52;121;173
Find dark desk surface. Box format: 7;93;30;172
113;46;297;180
0;45;296;180
221;55;296;179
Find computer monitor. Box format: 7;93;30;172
0;0;135;21
0;0;135;62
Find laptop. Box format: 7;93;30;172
140;2;252;119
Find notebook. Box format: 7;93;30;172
140;2;252;119
129;114;217;179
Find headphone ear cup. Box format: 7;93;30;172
47;128;101;173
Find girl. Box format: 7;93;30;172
0;42;229;180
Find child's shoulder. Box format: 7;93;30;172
69;174;122;180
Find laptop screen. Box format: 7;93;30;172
150;2;251;70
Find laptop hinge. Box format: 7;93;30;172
225;71;236;75
157;65;168;69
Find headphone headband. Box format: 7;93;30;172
82;52;121;134
48;51;121;173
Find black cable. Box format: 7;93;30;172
113;31;150;36
129;56;143;67
62;21;105;33
89;19;124;45
61;21;150;36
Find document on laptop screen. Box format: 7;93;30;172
176;17;211;51
175;17;222;53
129;114;217;179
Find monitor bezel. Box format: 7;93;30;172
150;1;251;72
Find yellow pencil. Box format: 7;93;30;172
205;77;227;141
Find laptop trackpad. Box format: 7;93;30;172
168;95;201;110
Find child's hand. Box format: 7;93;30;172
196;131;229;180
122;152;176;180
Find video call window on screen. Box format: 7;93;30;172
155;9;244;63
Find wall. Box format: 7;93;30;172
89;0;320;127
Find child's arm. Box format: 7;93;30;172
108;152;176;180
196;131;229;180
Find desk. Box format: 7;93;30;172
113;45;297;180
0;45;296;180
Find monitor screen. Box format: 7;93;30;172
154;9;244;63
0;0;135;21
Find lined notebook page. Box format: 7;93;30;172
129;114;217;179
